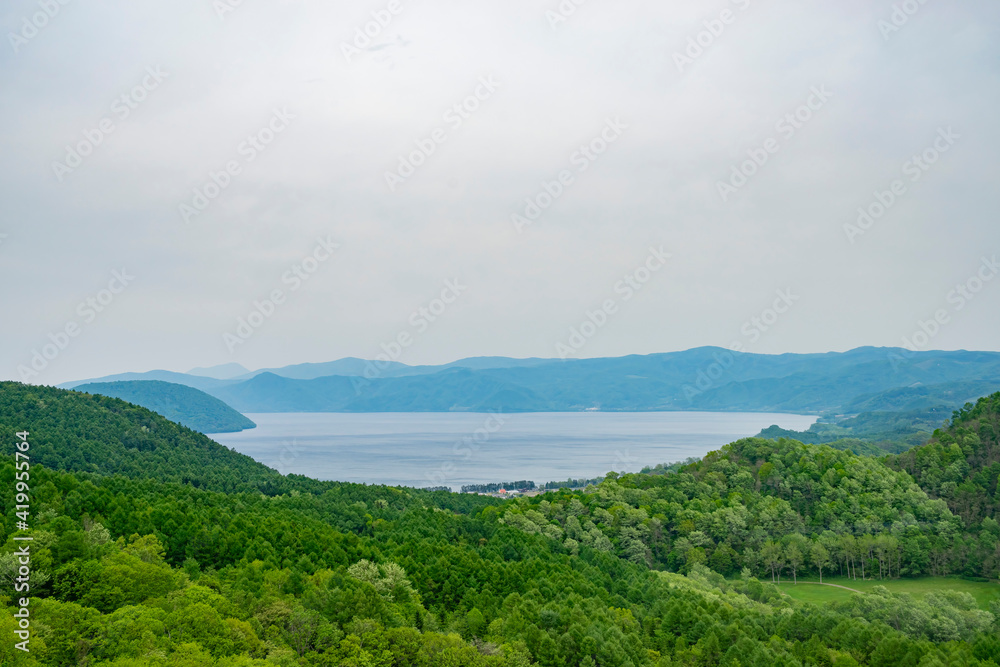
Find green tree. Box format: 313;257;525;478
786;543;804;584
762;540;782;582
811;542;830;583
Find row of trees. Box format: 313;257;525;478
754;533;901;583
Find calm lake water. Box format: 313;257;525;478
210;412;817;490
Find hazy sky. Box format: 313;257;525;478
2;0;998;385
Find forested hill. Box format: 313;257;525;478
499;393;1000;584
888;391;1000;526
75;380;256;433
2;382;999;665
0;382;313;495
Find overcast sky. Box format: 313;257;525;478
1;0;998;385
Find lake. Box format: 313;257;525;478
210;411;817;490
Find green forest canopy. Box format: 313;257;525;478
0;382;999;666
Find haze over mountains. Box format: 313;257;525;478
59;347;1000;416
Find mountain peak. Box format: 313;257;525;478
187;362;252;380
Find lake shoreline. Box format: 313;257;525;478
211;411;817;491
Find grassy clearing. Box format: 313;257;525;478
772;576;1000;610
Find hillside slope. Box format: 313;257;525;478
0;382;288;494
75;380;256;433
888;391;1000;526
757;405;953;453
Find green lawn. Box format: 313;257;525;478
773;576;1000;610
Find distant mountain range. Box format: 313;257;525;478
59;347;1000;416
187;362;251;380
